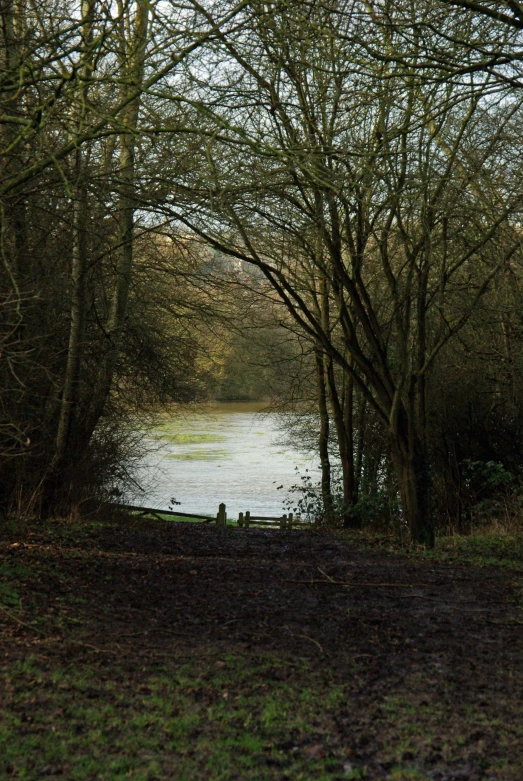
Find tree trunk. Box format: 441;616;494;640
326;359;359;527
52;181;88;468
84;0;149;440
316;349;334;521
1;0;26;291
390;410;434;547
343;374;356;500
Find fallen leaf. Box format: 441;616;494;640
304;743;324;759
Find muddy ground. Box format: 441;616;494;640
1;518;522;780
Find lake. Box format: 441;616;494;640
130;402;320;519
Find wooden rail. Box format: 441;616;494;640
118;504;214;522
239;511;292;529
119;502;312;530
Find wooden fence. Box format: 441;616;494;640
118;504;214;523
237;510;312;529
120;502;313;530
209;503;314;529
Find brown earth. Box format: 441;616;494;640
1;518;522;779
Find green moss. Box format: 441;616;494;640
153;431;226;445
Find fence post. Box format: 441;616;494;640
238;512;244;527
245;510;250;529
217;503;227;527
288;513;293;529
280;514;287;530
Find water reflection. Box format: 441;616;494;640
131;402;320;518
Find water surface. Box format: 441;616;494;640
131;402;319;519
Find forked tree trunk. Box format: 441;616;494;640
40;0;94;515
51;0;95;469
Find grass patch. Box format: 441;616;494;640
2;651;521;779
397;530;523;573
0;563;34;610
338;528;523;572
0;655;350;780
423;531;523;570
132;511;216;523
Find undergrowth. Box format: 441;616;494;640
336;526;523;571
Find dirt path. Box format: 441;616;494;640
1;519;522;779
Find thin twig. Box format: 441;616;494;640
67;639;120;655
0;603;37;631
294;634;324;653
286;579;434;587
317;567;337;582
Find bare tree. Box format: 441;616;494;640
0;0;251;513
152;0;523;544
